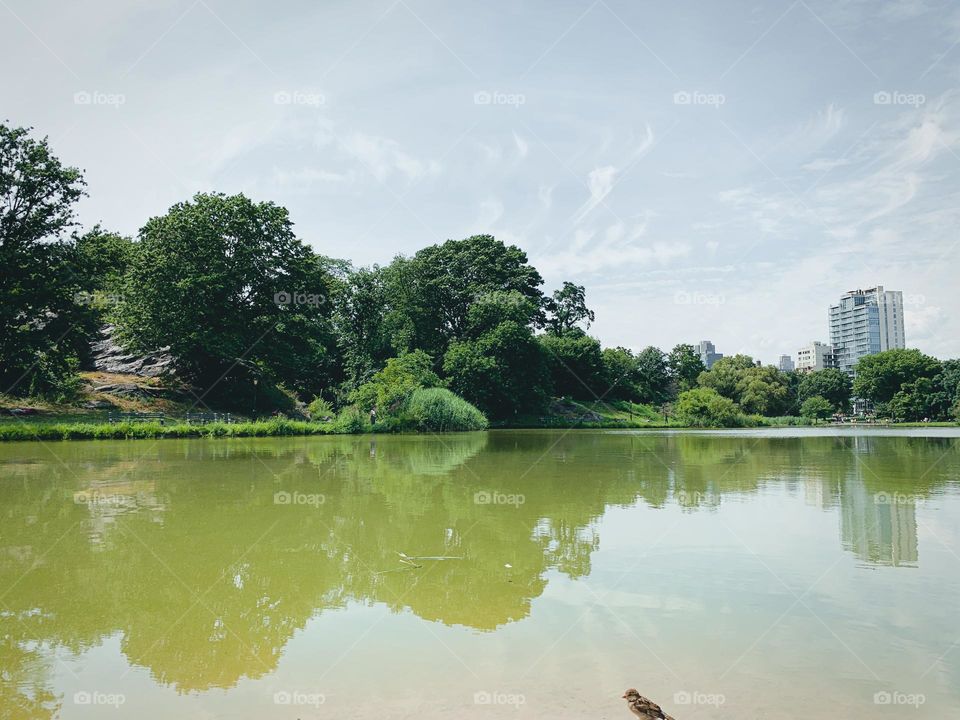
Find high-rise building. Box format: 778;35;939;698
828;286;905;374
695;340;723;369
778;354;794;372
796;341;837;373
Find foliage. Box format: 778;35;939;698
306;397;334;420
543;281;594;335
799;395;835;422
113;192;338;396
697;355;792;415
539;330;606;400
852;349;941;404
349;350;440;412
601;347;641;401
635;346;672;404
404;387;488;432
674;387;744;427
668;343;705;392
332;265;393;388
0;123;88;398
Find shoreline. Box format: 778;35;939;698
1;417;956;442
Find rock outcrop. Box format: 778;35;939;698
89;325;175;377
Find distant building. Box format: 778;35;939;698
796;341;837;373
778;354;794;372
695;340;723;369
829;286;905;375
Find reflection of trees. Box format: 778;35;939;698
0;431;954;704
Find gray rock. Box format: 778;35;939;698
90;325;176;377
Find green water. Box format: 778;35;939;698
1;428;958;719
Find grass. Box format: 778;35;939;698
0;418;335;442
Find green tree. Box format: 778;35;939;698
668;343;705;393
443;291;550;418
800;395;834;423
698;355;791;416
539;331;606;400
889;376;952;421
852;349;941;404
349;350;440;413
113;192;338;399
635;346;671;404
383;235;544;359
0;123;88;398
543;281;594;336
674;387;743;427
797;368;852;412
333;266;393;388
602;347;640;401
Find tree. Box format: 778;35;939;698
539;331;606;399
0;123;88;398
853;349;941;405
383;235;544;359
889;376;953;421
668;343;705;393
697;354;756;399
442;291;550;418
349;350;440;412
797;368;852;412
75;226;136;294
635;346;672;404
674;388;742;427
698;355;791;416
333;266;393;389
800;395;834;423
113;192;338;399
602;347;640;401
544;281;594;336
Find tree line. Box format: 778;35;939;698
2;122;958;426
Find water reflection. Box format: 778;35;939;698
0;430;957;715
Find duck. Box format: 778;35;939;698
622;689;675;720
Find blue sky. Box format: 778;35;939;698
4;0;959;360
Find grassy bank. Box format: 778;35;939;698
0;418;335;442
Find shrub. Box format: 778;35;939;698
405;387;488;432
307;396;334;420
331;405;370;434
674;387;744;427
800;395;835;422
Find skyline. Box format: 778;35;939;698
4;0;959;360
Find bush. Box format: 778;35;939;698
405;387;488;432
674;387;744;427
307;396;334;420
800;395;835;422
331;405;370;434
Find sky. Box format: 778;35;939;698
3;0;960;361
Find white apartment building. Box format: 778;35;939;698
796;341;837;373
828;286;905;374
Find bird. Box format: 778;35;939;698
622;689;675;720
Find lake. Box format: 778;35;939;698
1;428;959;719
